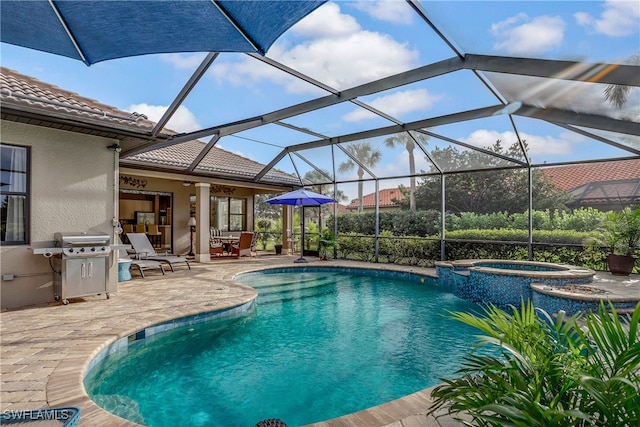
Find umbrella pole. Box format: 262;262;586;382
294;202;308;263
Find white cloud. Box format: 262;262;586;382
492;13;565;55
210;55;298;92
160;53;208;69
343;89;443;122
351;1;414;25
127;103;201;133
273;31;418;90
461;129;578;160
290;2;361;38
210;2;419;94
575;0;640;36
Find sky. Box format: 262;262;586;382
1;0;639;202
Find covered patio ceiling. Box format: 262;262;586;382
3;1;639;191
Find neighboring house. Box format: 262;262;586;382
541;159;640;211
346;188;405;212
0;67;296;309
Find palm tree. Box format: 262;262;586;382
338;142;382;212
604;53;639;109
384;131;428;211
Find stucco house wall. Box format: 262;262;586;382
1;121;118;310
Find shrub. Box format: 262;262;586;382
430;301;640;426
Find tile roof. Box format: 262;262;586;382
122;140;299;185
0;67;155;134
541;159;640;191
347;188;405;209
1;67;297;187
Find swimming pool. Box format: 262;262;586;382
84;267;483;426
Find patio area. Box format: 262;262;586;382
1;255;462;427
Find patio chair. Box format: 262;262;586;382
230;231;254;257
210;227;224;256
250;231;258;256
146;223;163;249
126;233;191;271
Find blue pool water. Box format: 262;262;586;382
85;268;483;426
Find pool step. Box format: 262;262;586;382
258;285;341;305
250;273;341;291
257;275;351;304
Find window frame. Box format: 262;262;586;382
210;196;247;231
1;143;30;245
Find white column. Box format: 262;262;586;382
195;182;211;263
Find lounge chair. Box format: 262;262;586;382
231;231;254;257
116;236;166;278
126;233;191;271
118;248;165;278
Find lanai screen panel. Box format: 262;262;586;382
229;123;315;150
269;0;456;91
362;132;432;180
292;146;336;184
282;102;397;138
571;127;640;154
510;117;638;165
418;0;639;63
182;53;334;132
334;140;381;182
485;72;640;122
420;115;528;173
354;70;502;125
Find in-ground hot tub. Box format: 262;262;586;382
436;259;596;309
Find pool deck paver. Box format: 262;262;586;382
1;255;638;426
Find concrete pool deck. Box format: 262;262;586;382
1;256;638;426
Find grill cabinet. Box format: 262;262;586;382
53;232;111;304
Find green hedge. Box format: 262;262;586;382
444;228;591;244
335;211;442;236
334;232;439;267
334;207;607;235
332;229;639;272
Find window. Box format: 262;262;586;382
1;144;29;245
211;196;246;231
229;198;246;231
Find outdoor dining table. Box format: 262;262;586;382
217;235;239;255
220;236;240;244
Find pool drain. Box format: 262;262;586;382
255;418;287;427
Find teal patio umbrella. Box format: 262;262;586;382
266;189;336;263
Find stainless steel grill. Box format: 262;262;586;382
53;232;111;304
55;232;111;257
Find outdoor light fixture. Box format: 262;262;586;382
187;216;196;256
182;180;194;187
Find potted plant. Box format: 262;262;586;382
318;230;335;260
586;205;640;275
